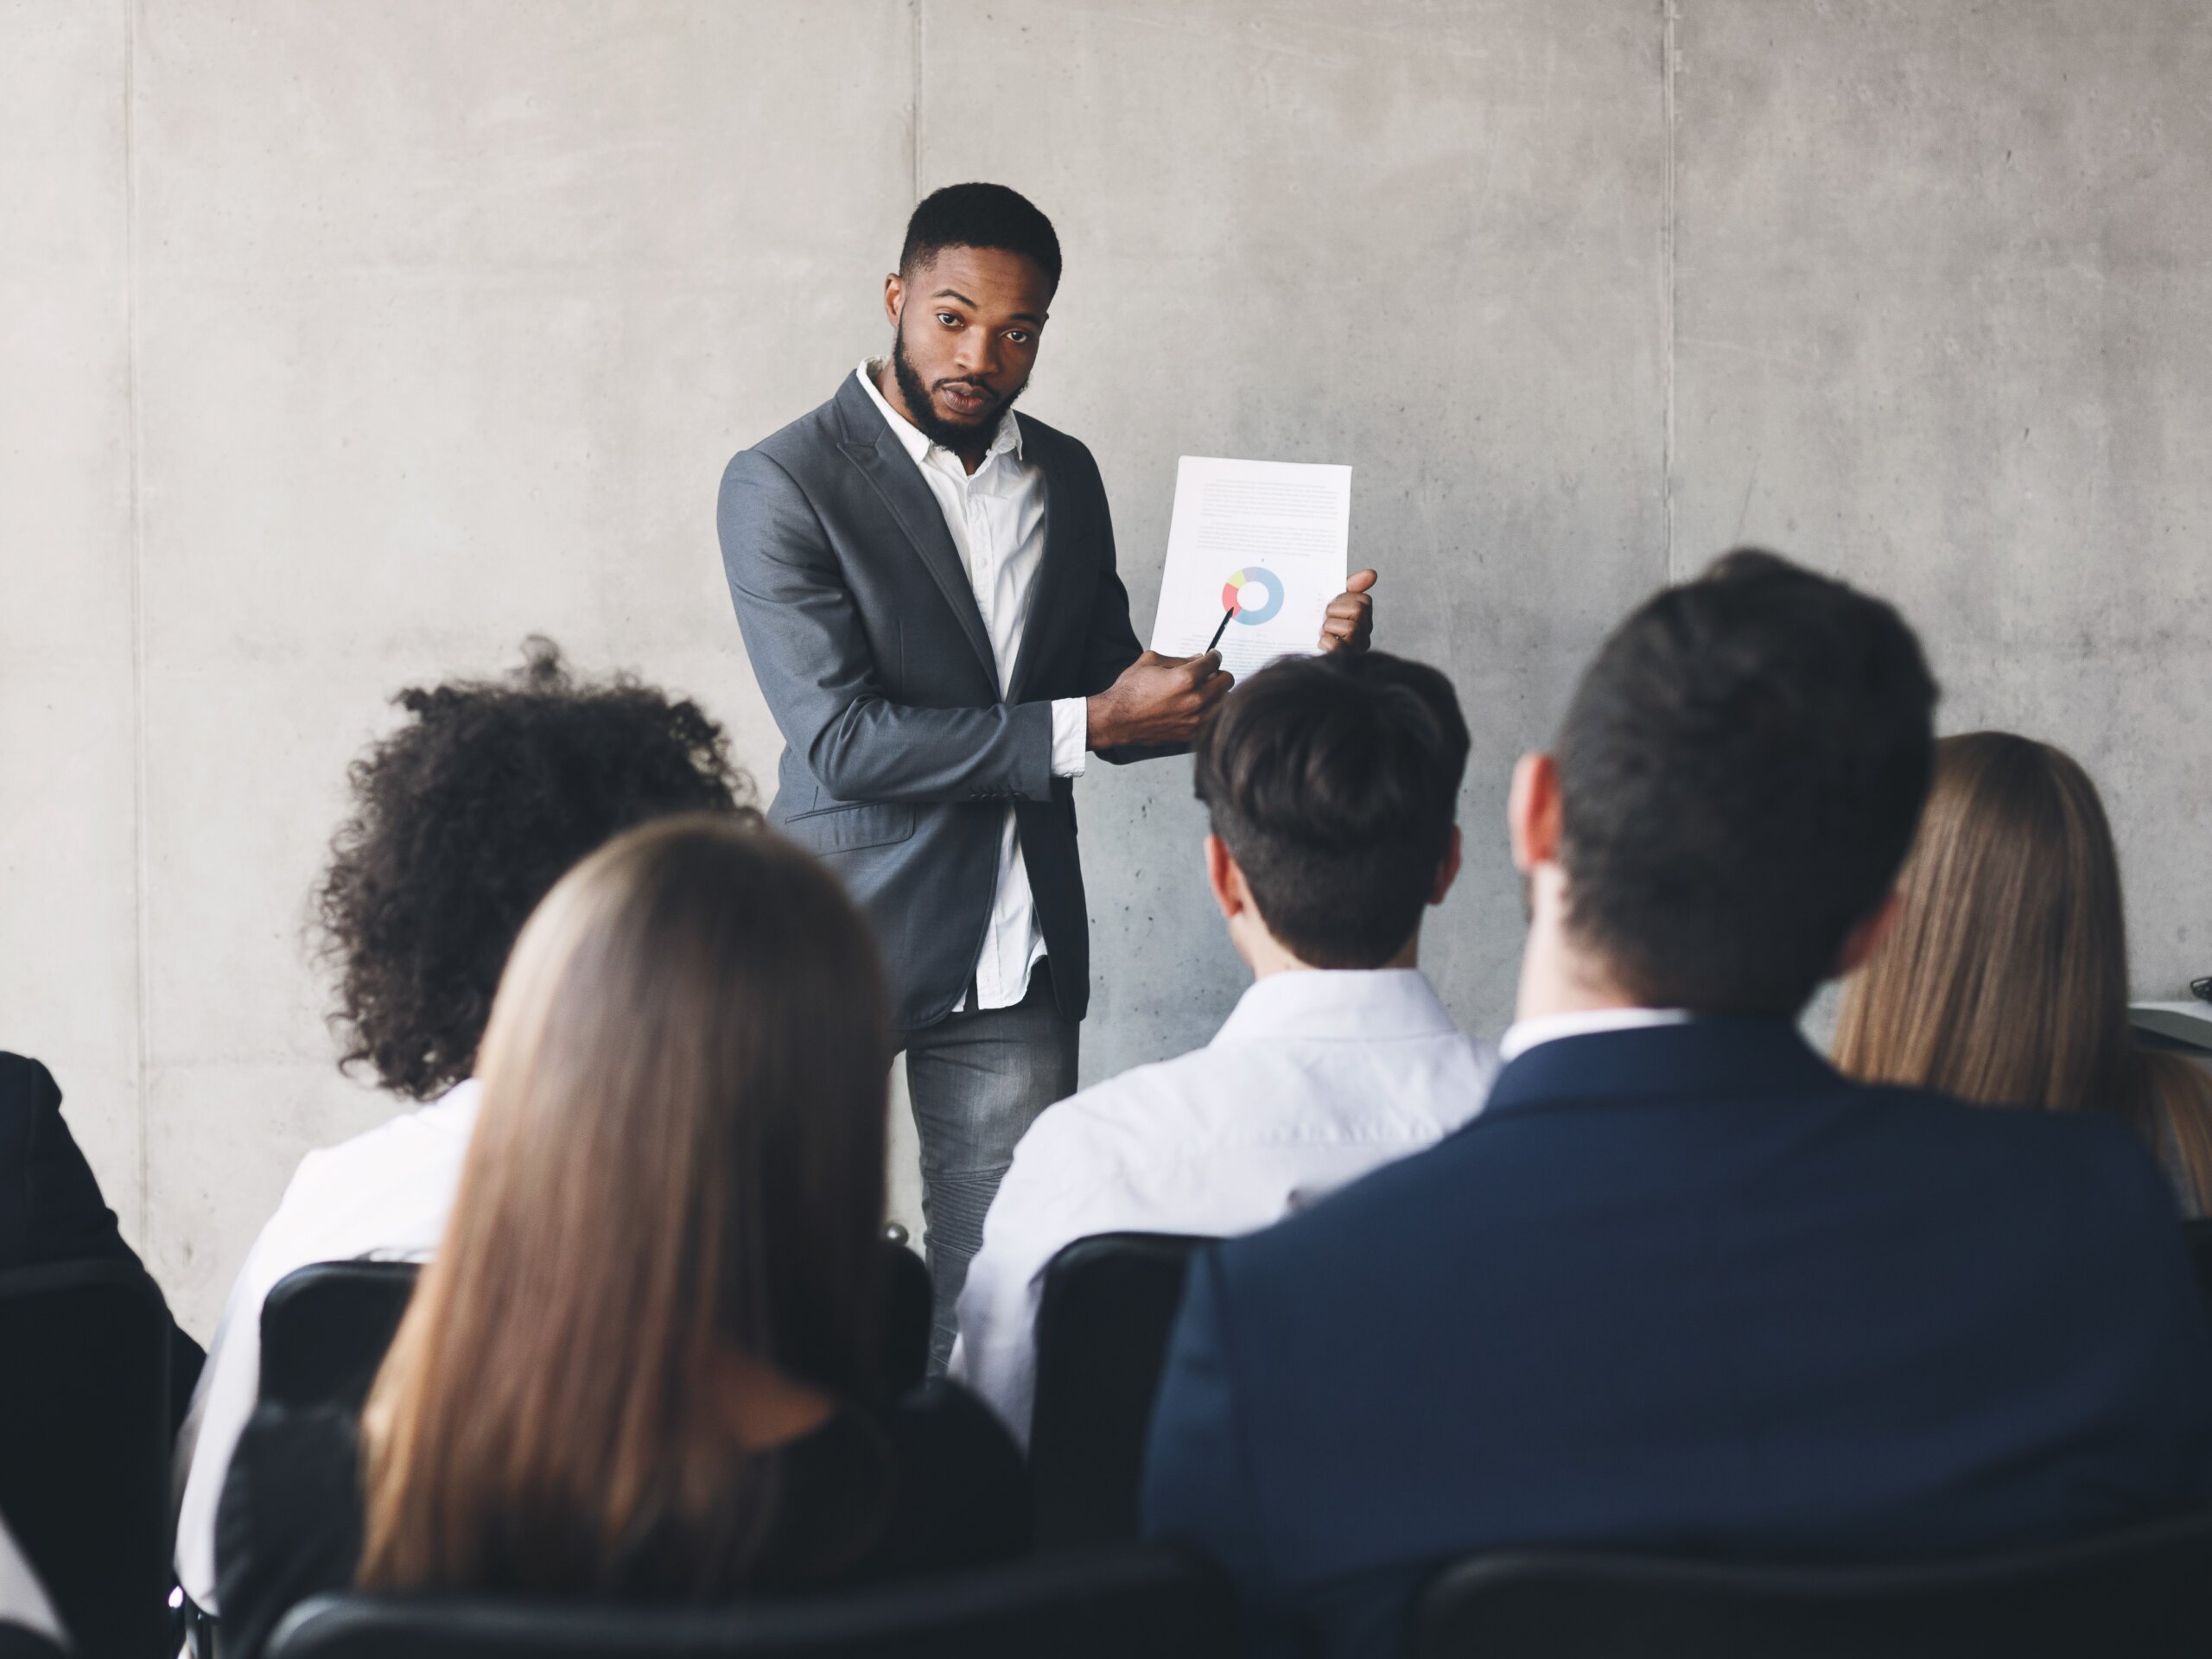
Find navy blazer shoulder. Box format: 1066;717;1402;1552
1141;1019;2212;1659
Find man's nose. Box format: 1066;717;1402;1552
952;332;998;382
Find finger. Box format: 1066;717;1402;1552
1188;651;1223;679
1346;569;1378;594
1324;596;1370;620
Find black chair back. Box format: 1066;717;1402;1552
0;1259;175;1659
875;1242;933;1399
267;1544;1238;1659
0;1628;67;1659
2183;1217;2212;1322
259;1241;933;1415
1027;1232;1209;1549
1412;1510;2212;1659
260;1260;421;1413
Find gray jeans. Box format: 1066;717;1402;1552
900;960;1080;1371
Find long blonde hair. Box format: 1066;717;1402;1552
1834;732;2212;1211
356;815;893;1596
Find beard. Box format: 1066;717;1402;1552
891;328;1027;451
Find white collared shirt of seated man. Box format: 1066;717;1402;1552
949;819;1497;1446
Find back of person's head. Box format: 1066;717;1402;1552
899;181;1062;292
1554;549;1937;1016
358;816;893;1597
1192;650;1470;969
315;639;753;1101
1833;731;2212;1205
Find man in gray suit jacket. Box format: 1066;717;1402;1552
718;184;1375;1363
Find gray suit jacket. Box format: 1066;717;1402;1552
717;373;1151;1031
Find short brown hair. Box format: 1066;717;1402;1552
1833;731;2212;1209
359;817;893;1596
1192;651;1469;969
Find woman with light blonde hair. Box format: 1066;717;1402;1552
1834;730;2212;1216
213;817;1027;1657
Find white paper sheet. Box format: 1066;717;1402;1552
1147;456;1351;678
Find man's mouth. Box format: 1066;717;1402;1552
938;383;995;419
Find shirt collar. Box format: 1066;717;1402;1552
1213;968;1461;1046
1497;1005;1689;1063
855;359;1023;468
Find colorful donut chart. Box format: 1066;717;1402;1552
1220;566;1284;626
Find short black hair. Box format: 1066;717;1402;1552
1555;549;1938;1017
899;182;1062;293
1193;652;1470;969
315;639;756;1099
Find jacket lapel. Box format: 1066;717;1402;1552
833;374;998;687
1007;416;1081;704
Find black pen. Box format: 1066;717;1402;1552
1204;605;1236;655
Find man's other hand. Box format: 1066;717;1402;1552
1088;651;1235;749
1319;569;1378;654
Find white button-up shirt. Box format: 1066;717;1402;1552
949;968;1497;1441
856;365;1088;1012
170;1078;482;1613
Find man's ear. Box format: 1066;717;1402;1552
1205;833;1243;923
1833;888;1903;979
883;271;905;330
1507;753;1560;875
1429;824;1464;906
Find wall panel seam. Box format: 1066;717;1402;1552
911;0;925;203
123;0;151;1241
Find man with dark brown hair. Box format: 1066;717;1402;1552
951;651;1493;1443
1144;551;2212;1659
718;182;1376;1368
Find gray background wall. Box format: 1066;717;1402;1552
2;0;2207;1338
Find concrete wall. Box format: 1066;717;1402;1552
1;0;2205;1337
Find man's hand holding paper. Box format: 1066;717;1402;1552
1149;455;1375;677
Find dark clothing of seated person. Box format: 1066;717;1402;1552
217;1384;1027;1659
0;1052;203;1433
1141;552;2212;1659
213;818;1031;1659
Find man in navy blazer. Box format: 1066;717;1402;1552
1141;550;2212;1659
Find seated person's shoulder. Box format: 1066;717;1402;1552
1015;1054;1222;1169
1852;1074;2183;1236
855;1380;1032;1570
0;1052;59;1122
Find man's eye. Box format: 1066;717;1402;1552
1006;330;1031;345
936;313;961;327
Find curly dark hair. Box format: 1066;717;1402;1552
315;639;757;1099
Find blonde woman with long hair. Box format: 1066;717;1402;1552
213;817;1027;1656
1834;731;2212;1216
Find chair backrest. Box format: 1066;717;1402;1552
267;1544;1238;1659
1027;1232;1210;1549
260;1260;422;1413
260;1241;934;1415
0;1260;175;1659
2184;1217;2212;1324
0;1629;67;1659
1412;1510;2212;1659
875;1242;932;1399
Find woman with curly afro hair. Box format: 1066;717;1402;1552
173;639;754;1619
